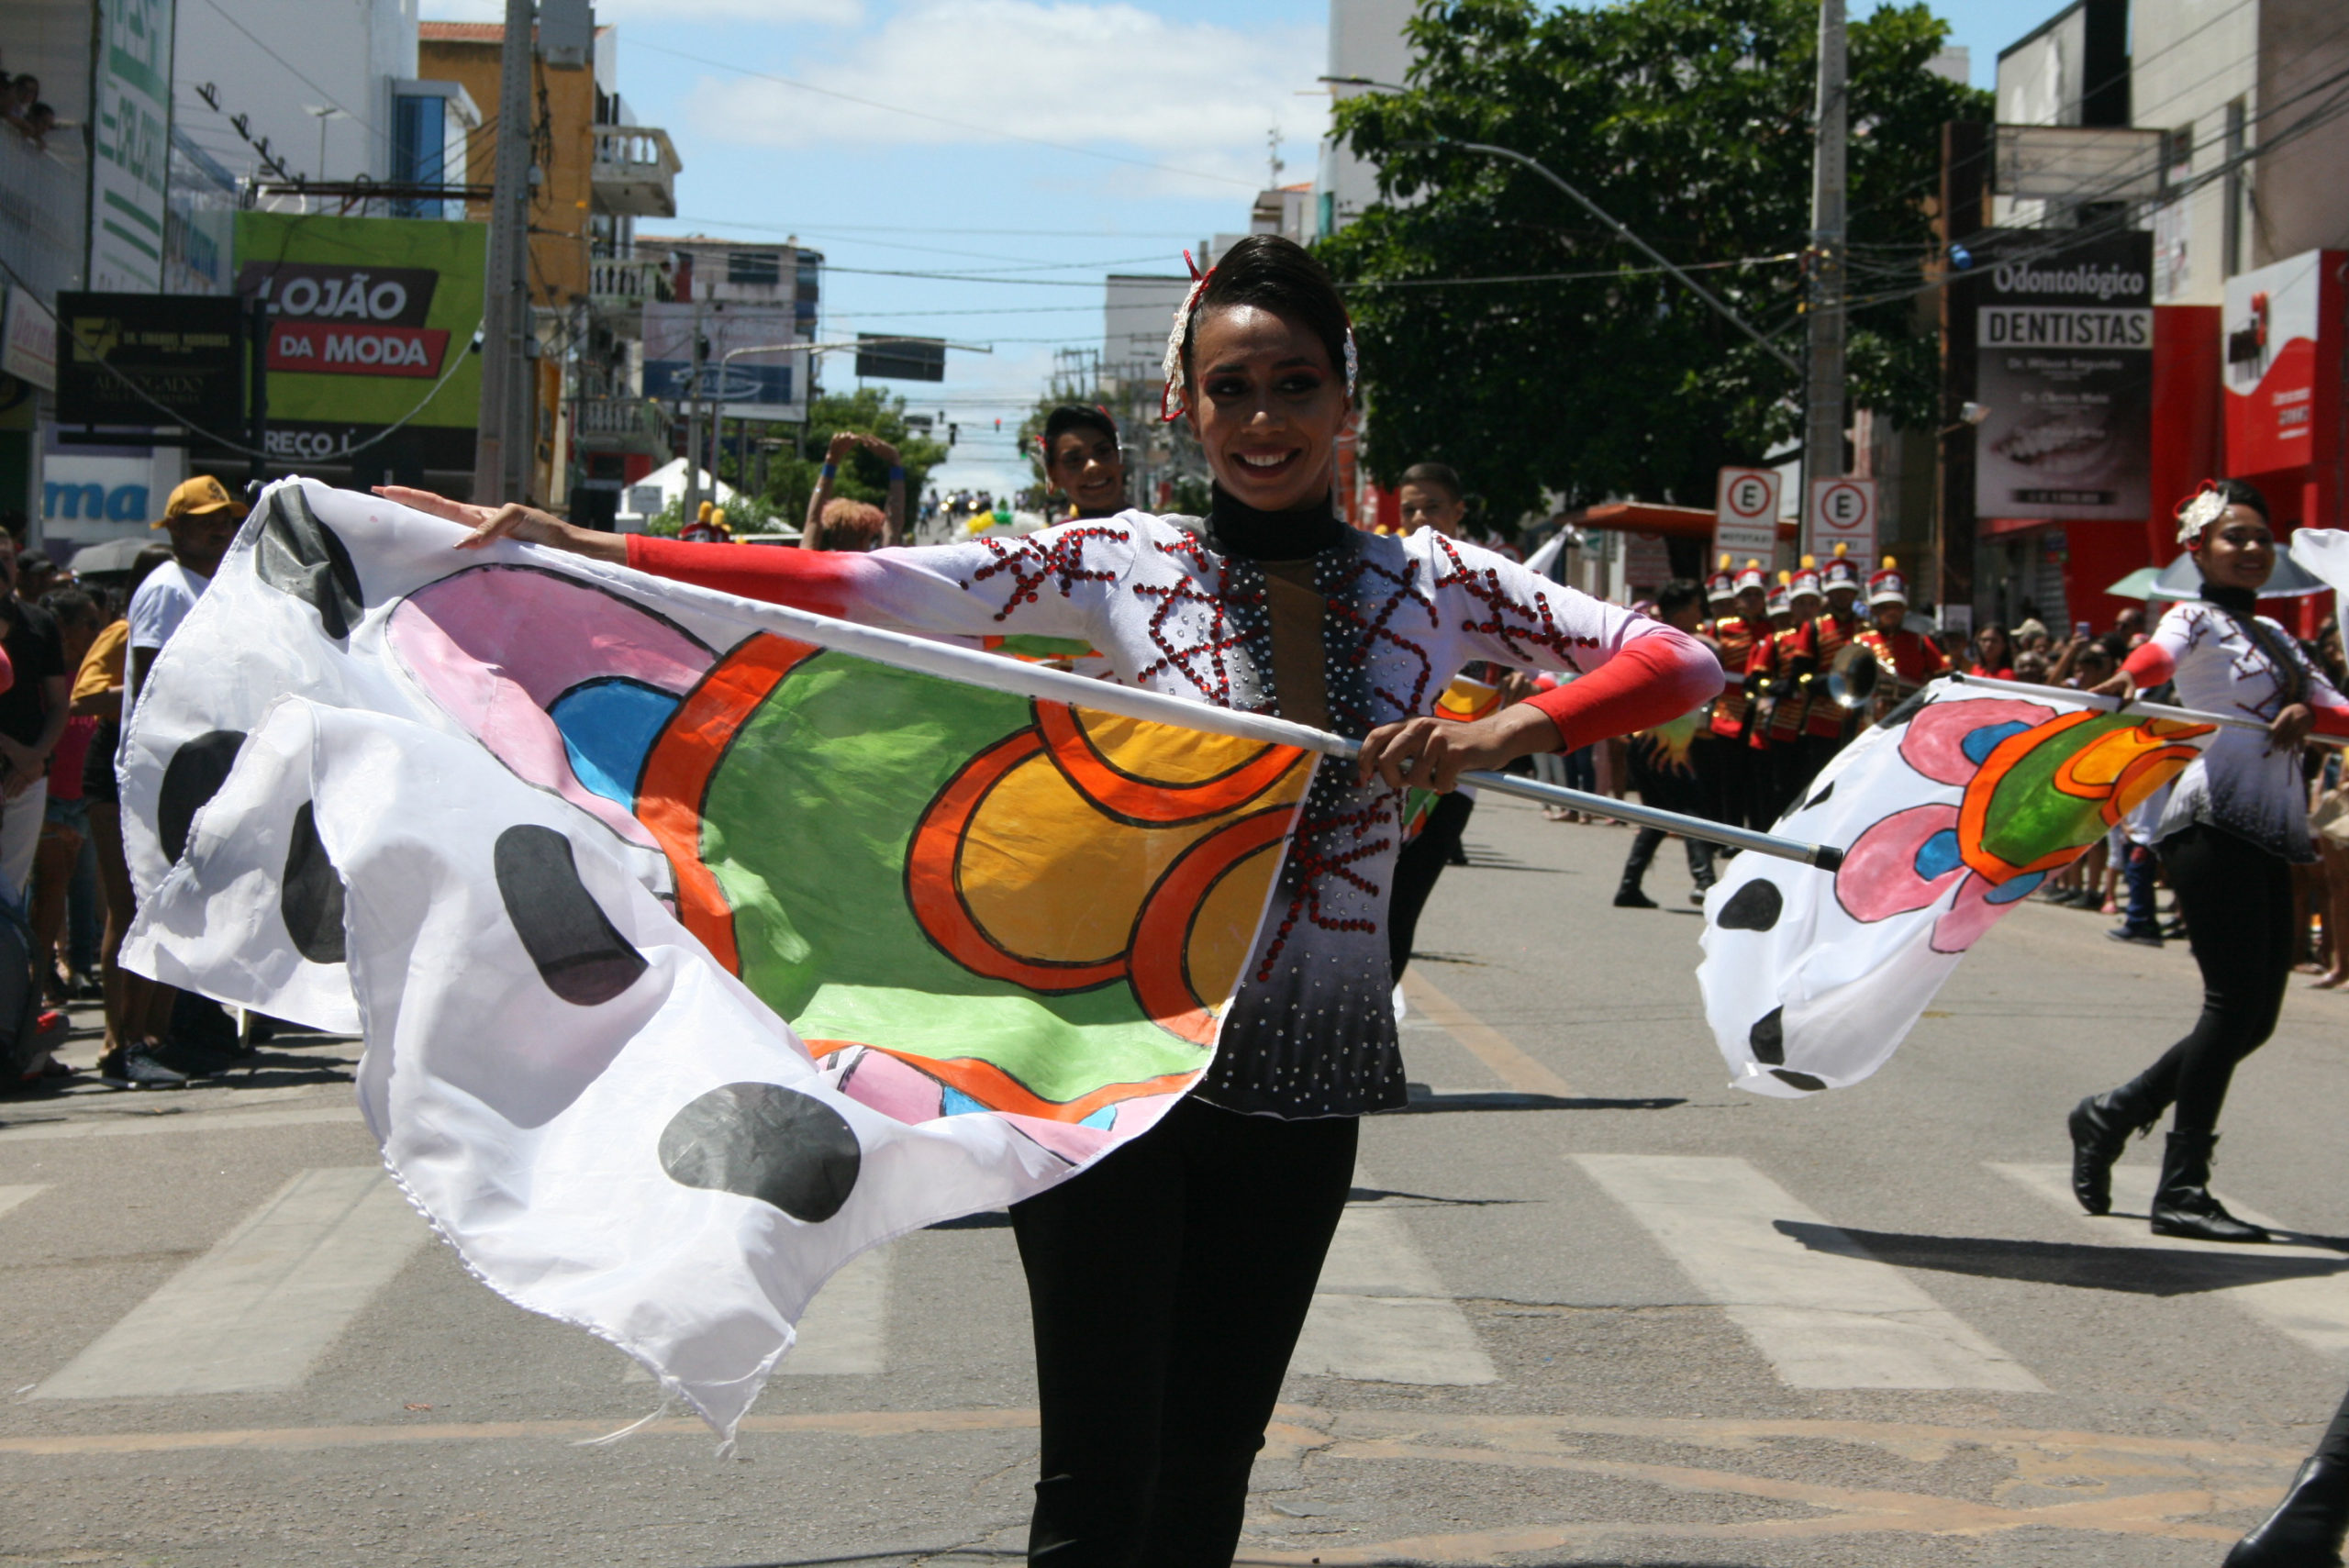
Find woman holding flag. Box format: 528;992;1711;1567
384;235;1718;1565
2067;480;2349;1246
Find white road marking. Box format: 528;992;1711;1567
0;1184;46;1218
36;1167;429;1399
1992;1162;2349;1360
1575;1154;2044;1392
0;1105;367;1143
1291;1192;1498;1387
623;1244;893;1382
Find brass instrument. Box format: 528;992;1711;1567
1823;643;1924;713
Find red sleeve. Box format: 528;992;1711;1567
2313;705;2349;738
1525;628;1721;752
627;535;868;619
1745;630;1776;675
2122;641;2176;687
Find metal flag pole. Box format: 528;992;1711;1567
1947;672;2349;748
535;535;1851;873
1424;764;1843;872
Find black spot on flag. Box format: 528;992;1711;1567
253;484;365;639
659;1083;861;1223
158;729;248;862
280;802;346;964
1748;1006;1785;1065
1771;1069;1827;1092
493;824;648;1006
1717;880;1783;932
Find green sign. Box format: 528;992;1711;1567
234;212;484;471
92;0;174;292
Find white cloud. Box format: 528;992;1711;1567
685;0;1323;180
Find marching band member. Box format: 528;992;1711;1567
1708;559;1770;830
1749;562;1825;824
2067;479;2349;1244
1798;544;1865;773
1851;557;1947;719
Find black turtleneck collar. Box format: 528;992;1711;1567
2199;580;2257;615
1203;484;1347;561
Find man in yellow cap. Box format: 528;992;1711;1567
128;476;243;700
108;475;246;1083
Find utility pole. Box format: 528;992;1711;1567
682;295;707;526
472;0;535;505
1802;0;1849;551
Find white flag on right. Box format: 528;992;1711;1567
1698;682;2219;1097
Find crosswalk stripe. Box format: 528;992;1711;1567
1291;1184;1498;1387
36;1167;429;1399
623;1244;892;1382
1991;1162;2349;1360
0;1183;45;1219
1575;1154;2044;1392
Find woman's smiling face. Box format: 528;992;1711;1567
1183;304;1348;513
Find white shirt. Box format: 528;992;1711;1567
127;560;211;652
2147;596;2343;862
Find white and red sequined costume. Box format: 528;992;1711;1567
625;513;1716;1117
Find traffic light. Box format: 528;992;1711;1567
948;423;958;447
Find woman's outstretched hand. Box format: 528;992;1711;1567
1356;706;1561;794
373;486;629;565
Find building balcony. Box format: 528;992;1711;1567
587;257;673;335
571;395;673;458
590;126;681;218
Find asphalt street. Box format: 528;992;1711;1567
4;791;2346;1567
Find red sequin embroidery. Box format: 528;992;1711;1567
1253;795;1392;981
963;527;1124;622
1430;535;1599;661
1130;561;1268;709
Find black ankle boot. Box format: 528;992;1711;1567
2150;1129;2269;1243
1613;878;1657;909
2226;1455;2349;1566
2068;1087;2154;1216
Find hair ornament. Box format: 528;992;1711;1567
2176;480;2229;546
1159;250;1216;422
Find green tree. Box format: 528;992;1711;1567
739;387;950;532
1321;0;1987;527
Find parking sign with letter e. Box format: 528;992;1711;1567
1714;467;1781;561
1807;478;1876;559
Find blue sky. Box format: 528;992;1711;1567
423;0;2068;495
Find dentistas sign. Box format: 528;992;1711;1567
1969;230;2154;522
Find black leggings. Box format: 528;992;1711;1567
2120;825;2297;1135
1009;1095;1359;1566
1387;791;1474;979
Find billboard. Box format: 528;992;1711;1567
55;292;243;428
90;0;174;292
234;212;484;472
643;303;805;422
1970;230;2154;521
2223;249;2343;482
